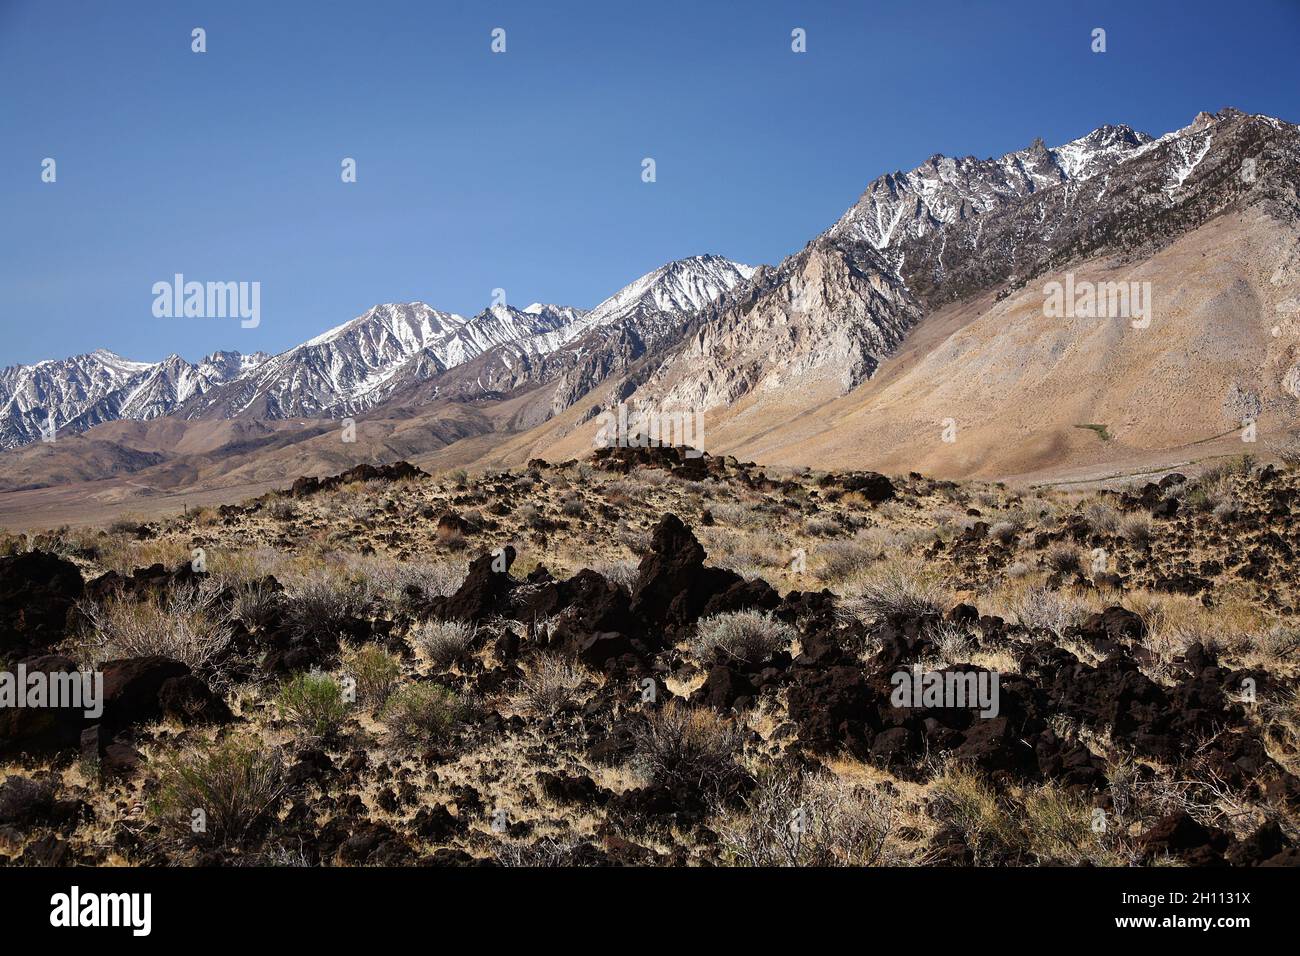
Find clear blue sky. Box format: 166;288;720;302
2;0;1298;366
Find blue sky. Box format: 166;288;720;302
2;0;1298;366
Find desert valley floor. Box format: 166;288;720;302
2;444;1299;866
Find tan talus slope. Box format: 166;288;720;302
519;204;1300;482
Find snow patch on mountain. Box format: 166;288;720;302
0;348;269;448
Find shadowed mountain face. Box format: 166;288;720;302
1;109;1298;521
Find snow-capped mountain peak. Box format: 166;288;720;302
0;347;268;447
829;121;1159;250
527;254;755;354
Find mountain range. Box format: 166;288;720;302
2;106;1298;526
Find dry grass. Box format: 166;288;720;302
814;537;878;584
151;737;287;847
840;558;952;622
588;558;639;589
928;763;1025;864
689;610;797;664
94;536;192;575
77;581;232;670
350;555;466;606
1081;500;1121;535
1119;514;1153;548
514;654;591;716
1001;584;1090;642
414;619;478;668
923;621;977;667
1125;590;1273;670
713;766;903;866
632;703;746;798
1043;542;1083;576
282;570;370;644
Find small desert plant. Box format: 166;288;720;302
1019;784;1110;865
590;558;639;589
560;494;585;517
929;764;1024;865
415;619;478;668
804;516;842;538
153;738;286;846
229;578;282;630
635;467;670;488
268;499;298;521
1201;454;1254;481
405;560;468;603
1119;514;1153;549
515;655;589;715
924;621;976;666
107;515;147;536
343;646;402;712
709;500;764;529
1081;500;1121;535
988;520;1020;545
1212;499;1239;520
714;767;900;866
1268;436;1300;469
276;671;349;737
1043;542;1083;576
1256;625;1300;664
381;683;472;746
1006;585;1088;640
844;560;951;621
632;703;746;798
814;538;878;583
496;835;592;867
690;610;796;664
79;581;232;670
283;571;369;644
1019;494;1059;522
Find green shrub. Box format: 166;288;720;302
344;646;401;712
381;683;471;745
153;738;286;846
277;671;348;737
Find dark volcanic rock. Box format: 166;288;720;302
0;655;230;755
631;514;769;633
438;548;517;623
0;655;92;756
1138;812;1231;865
100;656;191;732
158;674;233;725
841;472;897;503
291;461;428;498
0;551;84;657
536;772;611;806
787;665;877;759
